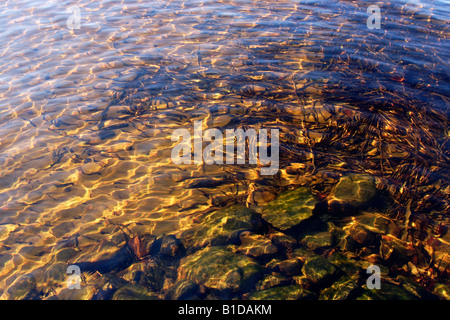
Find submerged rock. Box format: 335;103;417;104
267;231;298;250
54;285;97;300
301;256;338;285
232;232;278;259
112;284;160;300
331;173;377;207
76;244;136;274
121;257;177;292
5;274;38;300
166;280;202;300
275;258;303;276
348;224;380;247
433;283;450;300
254;273;290;291
178;246;263;292
248;285;316;300
259;187;318;230
290;248;319;261
150;234;184;258
379;236;421;267
180;205;260;250
301;232;334;251
319;276;359;300
356;283;418;300
352;212;401;236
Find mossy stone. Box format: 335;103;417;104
301;256;337;284
112;284;160;300
356;283;418;300
260;187;318;230
249;284;316;300
301;232;334;251
181;205;258;250
332;173;377;207
319;276;359;300
255;273;290;291
433;283;450;300
178;246;263;292
166;280;201;300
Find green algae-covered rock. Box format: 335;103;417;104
260;187;318;230
178;246;263;292
249;284;316;300
181;205;259;250
319;276;359;300
301;256;338;284
255;273;290;291
301;232;334;251
166;280;201;300
433;283;450;300
356;283;418;300
112;284;160;300
327;252;390;279
332;173;377;207
290;247;319;260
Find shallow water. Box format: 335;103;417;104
0;0;448;299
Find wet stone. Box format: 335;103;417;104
275;258;303;276
80;162;103;175
331;173;377;207
319;275;359;300
151;234;184;258
267;231;298;250
5;274;37;300
44;263;67;283
55;285;96;300
379;236;418;267
178;246;263;292
248;285;316;300
55;248;77;263
265;258;283;271
232;231;278;259
122;258;175;292
354;212;399;235
328;252;389;278
433;283;450;300
122;263;145;284
180;205;260;251
259;187;318;231
429;237;450;274
301;232;334;251
301;256;338;285
166;280;202;300
396;276;423;299
141;259;174;292
356;283;418;300
290;248;319;261
348;224;379;247
112;284;160;300
254;273;290;291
